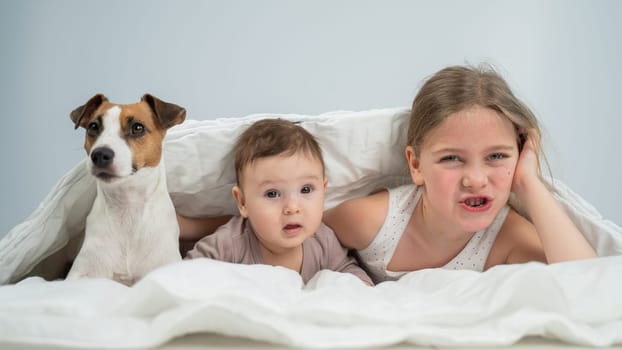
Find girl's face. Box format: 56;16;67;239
406;105;519;235
232;152;327;255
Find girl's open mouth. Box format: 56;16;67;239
465;197;488;207
461;197;492;212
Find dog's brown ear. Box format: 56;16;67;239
141;94;186;129
70;94;108;129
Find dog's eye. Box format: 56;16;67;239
131;123;145;136
87;122;100;136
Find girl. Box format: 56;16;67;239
323;64;597;282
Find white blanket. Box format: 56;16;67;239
0;108;621;348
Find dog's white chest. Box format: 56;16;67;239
68;166;181;282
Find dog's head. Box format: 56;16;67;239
70;94;186;183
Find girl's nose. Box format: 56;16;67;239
462;165;488;189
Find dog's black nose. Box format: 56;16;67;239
91;147;115;168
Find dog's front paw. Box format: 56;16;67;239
112;272;137;286
65;269;88;280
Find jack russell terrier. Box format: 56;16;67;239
66;94;185;285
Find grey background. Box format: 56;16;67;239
1;0;620;238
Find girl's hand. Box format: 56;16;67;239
511;130;541;197
509;131;597;262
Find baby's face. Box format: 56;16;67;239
237;152;326;254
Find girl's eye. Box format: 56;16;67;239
301;186;312;194
440;155;460;162
265;190;280;198
487;153;506;161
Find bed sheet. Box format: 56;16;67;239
1;257;622;349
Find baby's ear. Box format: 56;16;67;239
405;146;425;186
232;186;248;217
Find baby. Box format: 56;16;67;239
183;118;373;285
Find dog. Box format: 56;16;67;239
66;94;185;285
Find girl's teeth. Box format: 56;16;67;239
466;198;485;207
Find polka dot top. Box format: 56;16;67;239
357;184;510;282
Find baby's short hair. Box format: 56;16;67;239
233;118;325;184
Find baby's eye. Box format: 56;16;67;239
440;155;460;162
264;190;280;198
487;153;506;161
300;185;313;194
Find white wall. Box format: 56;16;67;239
1;0;620;237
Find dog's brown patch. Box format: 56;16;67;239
74;95;183;168
78;101;168;168
81;101;116;156
119;101;169;169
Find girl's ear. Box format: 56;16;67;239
323;177;328;190
232;185;249;217
405;146;425;186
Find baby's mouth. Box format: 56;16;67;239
283;223;302;236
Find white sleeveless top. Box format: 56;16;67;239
357;184;510;282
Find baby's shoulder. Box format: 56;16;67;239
308;223;343;251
